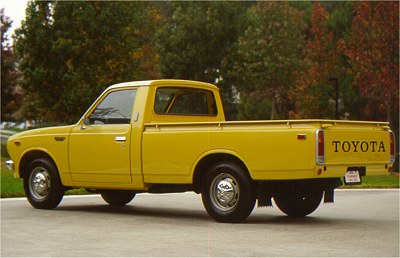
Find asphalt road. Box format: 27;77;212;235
1;189;399;257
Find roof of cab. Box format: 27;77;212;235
107;79;219;91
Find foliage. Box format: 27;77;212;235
233;2;306;120
14;1;161;123
325;2;363;121
8;1;399;127
1;9;22;120
0;8;11;47
156;2;249;119
294;3;339;118
326;1;354;41
346;2;399;173
1;142;9;157
347;2;399;128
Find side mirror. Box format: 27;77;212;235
81;117;90;130
83;117;90;125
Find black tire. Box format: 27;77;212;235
24;158;64;209
101;190;136;206
274;188;323;217
201;162;256;223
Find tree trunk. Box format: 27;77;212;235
270;97;278;120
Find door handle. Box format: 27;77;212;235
115;136;126;142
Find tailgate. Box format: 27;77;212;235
320;122;395;175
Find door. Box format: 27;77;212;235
69;89;137;183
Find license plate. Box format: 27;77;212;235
344;169;362;185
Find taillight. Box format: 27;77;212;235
316;129;325;165
389;130;395;163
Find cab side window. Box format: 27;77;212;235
88;89;136;125
155;87;217;116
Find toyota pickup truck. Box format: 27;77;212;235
6;79;396;222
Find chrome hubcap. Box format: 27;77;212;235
29;167;51;200
210;173;239;212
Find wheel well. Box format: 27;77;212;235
192;153;250;193
19;151;56;179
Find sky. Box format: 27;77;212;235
1;0;29;44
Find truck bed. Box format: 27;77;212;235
142;119;392;183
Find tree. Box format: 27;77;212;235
347;2;399;172
1;9;21;121
156;2;250;119
13;1;57;122
14;1;160;123
327;1;354;41
294;3;339;118
347;1;399;127
326;2;364;120
233;2;306;120
156;2;248;82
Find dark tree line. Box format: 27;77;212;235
1;1;398;135
1;9;21;121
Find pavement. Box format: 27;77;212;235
1;189;399;257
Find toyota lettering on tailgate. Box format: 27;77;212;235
331;140;386;153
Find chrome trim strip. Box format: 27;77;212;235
315;129;325;165
389;130;396;163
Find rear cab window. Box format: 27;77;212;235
155;87;217;116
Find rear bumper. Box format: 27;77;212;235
322;163;391;177
5;160;14;171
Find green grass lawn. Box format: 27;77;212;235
340;174;399;188
1;157;88;198
1;156;399;198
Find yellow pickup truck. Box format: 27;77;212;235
6;80;396;222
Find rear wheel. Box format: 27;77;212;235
24;158;64;209
201;162;256;223
101;190;136;206
274;188;323;217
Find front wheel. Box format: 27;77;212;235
24;158;64;209
274;188;323;217
101;190;136;206
201;162;256;223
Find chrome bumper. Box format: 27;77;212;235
5;160;14;171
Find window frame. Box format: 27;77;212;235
86;88;137;125
154;87;218;117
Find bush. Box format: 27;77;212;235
1;142;9;158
